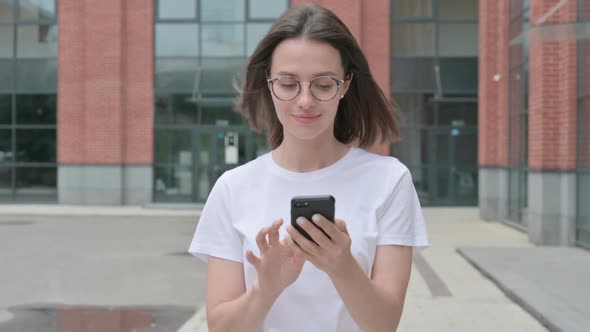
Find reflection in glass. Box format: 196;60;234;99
17;24;57;58
16;59;57;92
16;94;56;124
16;129;56;162
201;0;244;22
155;58;200;93
246;23;271;55
202;24;244;57
439;0;478;19
154;166;192;197
439;24;478;57
0;0;14;22
0;25;13;57
394;0;432;18
199;58;246;94
578;174;590;245
0;130;11;162
156;24;199;57
0;60;12;92
15;167;56;194
391;58;436;92
154;129;192;164
18;0;55;20
249;0;287;19
580;98;590;168
392;24;435;57
158;0;196;20
439;58;478;94
0;95;11;124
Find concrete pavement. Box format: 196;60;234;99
1;206;587;331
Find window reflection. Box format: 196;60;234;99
16;94;56;124
249;0;287;19
16;129;56;163
17;24;57;58
201;0;244;22
0;26;13;57
156;24;199;57
202;24;244;57
18;0;55;20
158;0;196;20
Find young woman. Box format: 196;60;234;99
189;4;428;332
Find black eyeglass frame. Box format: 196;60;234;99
266;76;346;101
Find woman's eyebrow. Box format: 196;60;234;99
275;71;338;77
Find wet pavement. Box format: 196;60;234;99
0;305;195;332
0;214;206;332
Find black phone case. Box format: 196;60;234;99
290;195;335;243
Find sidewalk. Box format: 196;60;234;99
183;208;554;331
0;204;202;217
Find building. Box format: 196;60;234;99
0;1;587;247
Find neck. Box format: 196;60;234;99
272;134;350;173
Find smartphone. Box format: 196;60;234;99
291;195;335;243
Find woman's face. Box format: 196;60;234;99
268;38;350;144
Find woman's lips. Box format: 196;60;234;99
291;113;321;124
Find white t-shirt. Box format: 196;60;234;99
188;147;428;332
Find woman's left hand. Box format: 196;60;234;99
285;214;354;276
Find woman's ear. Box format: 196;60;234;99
341;73;354;97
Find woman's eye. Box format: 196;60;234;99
280;84;297;88
316;85;333;90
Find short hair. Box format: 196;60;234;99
235;4;400;149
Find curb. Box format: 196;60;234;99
456;247;560;332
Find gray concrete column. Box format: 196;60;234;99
58;165;153;205
479;167;509;221
527;171;576;246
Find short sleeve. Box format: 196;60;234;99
375;165;429;249
188;173;243;263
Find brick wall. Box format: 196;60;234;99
529;0;578;169
291;0;392;155
58;0;154;165
478;0;510;167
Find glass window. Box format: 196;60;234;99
154;129;192;164
439;24;478;57
394;94;435;126
0;60;12;92
249;0;287;20
439;0;478;20
18;0;56;20
155;58;200;93
16;94;56;124
158;0;197;20
394;0;432;18
391;58;436;92
0;25;13;57
0;129;11;161
16;59;57;92
198;97;244;125
15;167;56;194
392;24;435;57
201;24;244;57
153;166;193;198
392;128;430;165
0;165;11;196
201;0;244;22
0;0;15;22
156;23;199;57
16;129;56;162
199;58;245;94
439;57;478;93
246;23;271;55
580;97;590;169
16;24;57;58
0;95;11;124
155;93;198;125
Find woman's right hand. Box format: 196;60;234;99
246;219;305;300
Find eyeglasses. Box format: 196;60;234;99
266;76;345;102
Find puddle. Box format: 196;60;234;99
0;305;196;332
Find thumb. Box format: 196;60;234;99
335;219;348;235
246;250;260;268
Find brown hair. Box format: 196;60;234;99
235;4;400;149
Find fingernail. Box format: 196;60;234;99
312;214;320;223
296;217;305;226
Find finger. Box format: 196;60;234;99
284;235;312;262
287;224;321;256
311;214;340;240
255;227;270;253
334;218;349;235
268;219;283;246
246;250;260;268
297;216;331;248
